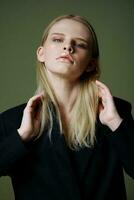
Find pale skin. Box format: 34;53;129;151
18;19;123;141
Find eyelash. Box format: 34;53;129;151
52;38;88;49
76;43;88;49
52;38;63;42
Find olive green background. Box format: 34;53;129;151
0;0;134;199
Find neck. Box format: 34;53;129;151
47;73;79;113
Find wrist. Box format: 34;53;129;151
106;116;123;131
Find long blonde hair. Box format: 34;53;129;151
35;14;100;149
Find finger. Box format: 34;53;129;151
24;94;43;115
27;94;43;108
97;84;111;107
98;101;104;112
96;80;109;90
96;80;112;97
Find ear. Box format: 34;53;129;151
86;59;96;72
36;46;45;62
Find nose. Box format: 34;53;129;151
63;45;74;54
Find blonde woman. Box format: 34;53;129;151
0;15;134;200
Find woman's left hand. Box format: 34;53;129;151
96;80;123;131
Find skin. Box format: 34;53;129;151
18;19;122;141
37;19;92;81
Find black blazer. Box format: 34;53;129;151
0;97;134;200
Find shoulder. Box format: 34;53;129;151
113;97;132;119
1;103;26;118
0;103;27;129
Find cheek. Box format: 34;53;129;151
48;43;56;49
44;44;53;55
44;44;58;60
78;53;90;66
46;42;60;51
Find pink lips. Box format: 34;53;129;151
56;54;74;64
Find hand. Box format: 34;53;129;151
96;80;123;131
17;94;43;141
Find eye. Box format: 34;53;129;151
76;43;88;49
52;37;63;42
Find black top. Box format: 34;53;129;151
0;97;134;200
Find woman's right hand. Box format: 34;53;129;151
17;94;43;142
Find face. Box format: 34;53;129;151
37;19;93;81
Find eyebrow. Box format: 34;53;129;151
51;33;89;44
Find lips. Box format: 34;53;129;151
56;54;74;64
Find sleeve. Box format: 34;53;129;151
109;102;134;178
0;112;30;176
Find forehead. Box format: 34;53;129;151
48;19;91;41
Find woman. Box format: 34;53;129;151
0;14;134;200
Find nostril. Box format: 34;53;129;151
63;46;74;53
69;47;73;53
